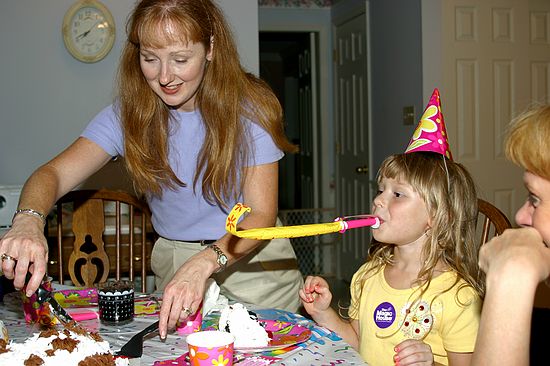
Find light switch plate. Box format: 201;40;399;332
403;106;415;125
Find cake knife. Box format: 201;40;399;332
36;283;75;324
23;271;75;324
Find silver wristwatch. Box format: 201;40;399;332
208;244;228;272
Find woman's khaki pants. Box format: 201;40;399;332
151;234;303;312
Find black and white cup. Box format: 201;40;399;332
97;280;134;325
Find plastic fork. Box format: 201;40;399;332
115;320;160;359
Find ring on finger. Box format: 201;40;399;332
1;253;14;262
182;307;192;315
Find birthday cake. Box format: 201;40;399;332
218;303;270;348
0;322;128;366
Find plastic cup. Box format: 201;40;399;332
21;276;56;325
97;280;134;325
186;330;235;366
176;301;203;335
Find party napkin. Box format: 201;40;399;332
152;353;278;366
153;354;187;366
135;296;161;317
53;288;98;307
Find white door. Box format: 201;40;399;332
437;0;550;220
334;12;371;281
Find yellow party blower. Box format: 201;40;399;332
226;203;380;240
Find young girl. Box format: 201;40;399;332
301;90;483;366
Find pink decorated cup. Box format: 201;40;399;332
186;330;235;366
21;276;57;325
176;301;203;335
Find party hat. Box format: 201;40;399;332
404;88;452;160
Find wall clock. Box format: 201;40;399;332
62;0;116;63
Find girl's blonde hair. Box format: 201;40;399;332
505;104;550;180
118;0;297;204
351;152;482;313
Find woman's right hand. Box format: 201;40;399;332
299;275;332;316
0;214;48;296
479;227;550;285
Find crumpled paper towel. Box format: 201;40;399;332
202;278;228;316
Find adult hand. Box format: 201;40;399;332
299;275;332;317
0;214;48;296
158;251;215;338
479;227;550;285
394;339;434;366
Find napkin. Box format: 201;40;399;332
202;278;228;316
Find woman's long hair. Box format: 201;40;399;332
351;152;482;315
117;0;297;205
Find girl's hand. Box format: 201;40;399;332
394;339;434;366
299;275;332;316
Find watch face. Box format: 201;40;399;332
63;1;115;63
219;255;228;266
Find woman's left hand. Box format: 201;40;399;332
158;250;217;338
394;339;434;366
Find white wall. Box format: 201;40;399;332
0;0;258;186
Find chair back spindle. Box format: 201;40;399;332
477;198;512;246
50;189;155;292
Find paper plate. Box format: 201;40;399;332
207;319;311;352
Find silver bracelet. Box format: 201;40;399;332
13;208;46;224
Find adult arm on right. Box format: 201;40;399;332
0;137;112;295
473;228;550;366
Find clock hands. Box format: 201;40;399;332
75;20;101;41
76;29;91;41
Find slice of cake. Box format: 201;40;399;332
218;303;270;348
0;322;128;366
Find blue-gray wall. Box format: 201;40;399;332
369;0;423;173
0;0;258;186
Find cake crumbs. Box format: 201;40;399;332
23;354;45;366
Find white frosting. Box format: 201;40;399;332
115;357;130;366
0;329;129;366
218;303;270;348
99;289;134;296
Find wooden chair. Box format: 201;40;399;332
48;189;156;292
477;198;512;245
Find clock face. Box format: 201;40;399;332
62;0;115;63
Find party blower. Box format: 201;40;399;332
225;203;380;240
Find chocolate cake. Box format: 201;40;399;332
0;322;128;366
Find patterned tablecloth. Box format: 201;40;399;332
0;288;367;366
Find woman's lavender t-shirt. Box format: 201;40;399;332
81;105;283;240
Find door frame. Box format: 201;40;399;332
259;8;333;209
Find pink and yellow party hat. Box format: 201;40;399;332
404;88;453;160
